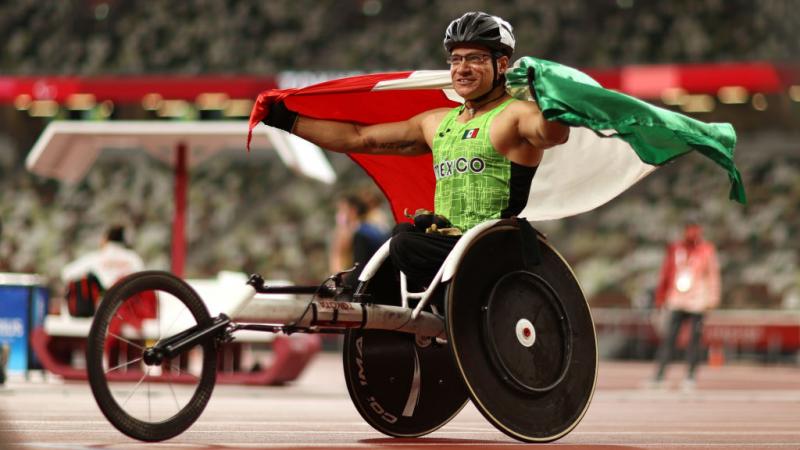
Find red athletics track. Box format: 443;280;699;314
1;353;799;450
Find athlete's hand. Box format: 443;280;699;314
505;57;538;101
526;66;540;104
247;88;298;150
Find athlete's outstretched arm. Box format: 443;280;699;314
292;114;430;156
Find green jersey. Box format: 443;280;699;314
432;98;537;232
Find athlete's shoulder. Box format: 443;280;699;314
502;98;542;115
421;106;455;119
416;107;452;128
409;106;451;122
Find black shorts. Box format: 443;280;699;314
389;223;460;289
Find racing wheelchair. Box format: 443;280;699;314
85;218;597;443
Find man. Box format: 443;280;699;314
261;12;568;287
650;222;721;389
329;193;389;286
61;225;144;292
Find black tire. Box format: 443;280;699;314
86;271;217;442
446;222;597;443
343;260;468;438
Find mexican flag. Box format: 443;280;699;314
248;57;746;223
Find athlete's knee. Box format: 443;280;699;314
391;222;416;236
389;229;414;263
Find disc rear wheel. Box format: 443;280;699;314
343;260;468;437
446;223;597;442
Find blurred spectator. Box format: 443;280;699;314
359;188;391;236
0;1;798;74
649;221;721;390
61;224;144;290
329;194;389;288
0;218;6;385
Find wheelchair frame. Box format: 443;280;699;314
85;219;597;443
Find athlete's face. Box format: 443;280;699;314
448;45;508;100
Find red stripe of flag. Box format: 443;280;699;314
248;72;459;222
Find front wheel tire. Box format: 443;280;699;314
86;271;218;442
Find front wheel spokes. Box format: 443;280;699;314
166;360;200;381
107;332;146;351
148;379;152;422
106;357;144;374
167;378;180;411
155;307;189;348
121;366;152;408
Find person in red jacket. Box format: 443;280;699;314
650;222;721;389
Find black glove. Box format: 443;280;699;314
526;67;540;104
262;100;299;133
405;208;453;231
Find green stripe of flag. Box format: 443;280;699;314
506;56;746;204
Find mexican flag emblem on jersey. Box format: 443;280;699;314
462;128;479;139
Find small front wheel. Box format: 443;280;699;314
86;271;217;442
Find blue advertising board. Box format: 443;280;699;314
0;274;49;373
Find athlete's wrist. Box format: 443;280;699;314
263;100;299;133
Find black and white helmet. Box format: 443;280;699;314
443;12;515;57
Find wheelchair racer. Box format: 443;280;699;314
260;12;568;289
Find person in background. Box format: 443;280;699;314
0;218;5;385
61;224;144;292
358;188;392;236
329;194;389;288
650;221;721;390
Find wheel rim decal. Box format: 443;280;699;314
402;346;422;417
